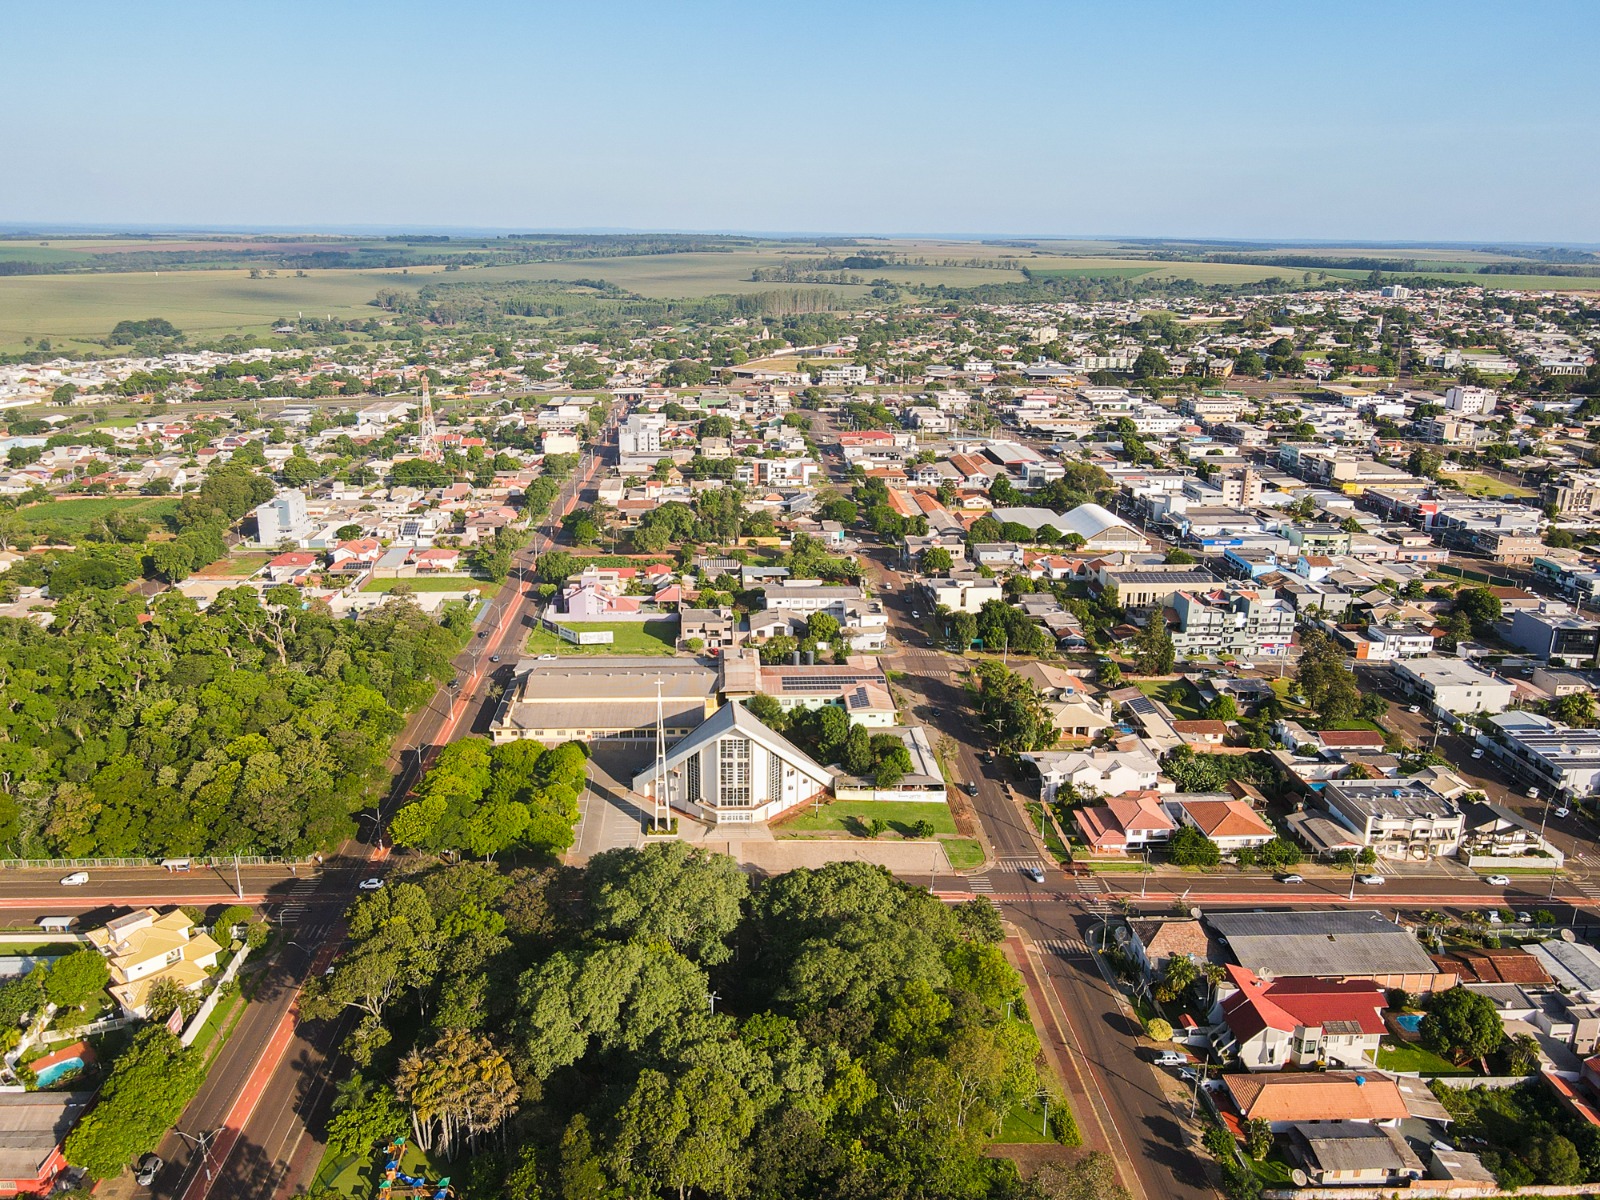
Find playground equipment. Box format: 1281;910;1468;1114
377;1136;453;1199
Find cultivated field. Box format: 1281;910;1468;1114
0;267;434;353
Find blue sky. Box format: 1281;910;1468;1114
6;0;1596;242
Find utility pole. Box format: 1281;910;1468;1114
234;854;243;902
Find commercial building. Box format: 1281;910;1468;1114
1391;656;1516;716
1486;711;1600;800
1502;603;1600;665
1095;565;1218;614
631;701;832;825
1320;779;1465;858
1206;909;1451;995
488;657;718;744
0;1091;95;1196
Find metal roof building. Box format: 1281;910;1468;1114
1206;909;1441;984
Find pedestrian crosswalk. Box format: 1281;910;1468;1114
278;877;320;926
1076;877;1115;913
969;875;995;895
1573;879;1600;904
1038;935;1090;959
998;857;1047;876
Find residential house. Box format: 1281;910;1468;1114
1023;744;1162;803
1223;1071;1410;1132
679;608;738;652
921;574;1004;615
1073;792;1176;852
1167;796;1275;851
1127;918;1212;979
1216;965;1387;1071
86;908;222;1019
413;547;462;572
1288;1124;1425;1187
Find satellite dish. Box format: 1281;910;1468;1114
1190;907;1202;919
1292;1170;1309;1187
1562;928;1577;942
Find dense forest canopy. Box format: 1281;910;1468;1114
304;850;1059;1200
0;588;464;858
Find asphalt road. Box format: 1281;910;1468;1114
129;420;620;1200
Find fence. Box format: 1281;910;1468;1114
41;1015;136;1045
0;855;306;871
180;943;253;1047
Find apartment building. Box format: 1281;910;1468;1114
1168;586;1295;659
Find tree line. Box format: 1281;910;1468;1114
301;848;1070;1200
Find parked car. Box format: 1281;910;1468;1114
1517;911;1533;924
1471;748;1484;758
1528;787;1541;799
1277;873;1304;884
1152;1051;1188;1066
1485;874;1511;887
59;871;88;887
537;653;558;661
358;878;384;891
1407;704;1421;713
135;1154;164;1187
1355;873;1385;885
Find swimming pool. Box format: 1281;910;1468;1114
34;1056;83;1087
1393;1013;1423;1034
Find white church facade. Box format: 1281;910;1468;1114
632;701;833;825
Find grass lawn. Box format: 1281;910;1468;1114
1306;716;1385;732
1025;801;1071;863
361;576;501;595
313;1140;445;1200
1454;472;1535;499
196;553;272;577
1249;1151;1296;1184
996;1097;1059;1144
780;800;957;836
190;984;248;1062
1135;678;1207;720
522;619;678;656
1376;1042;1475;1076
15;495;180;533
942;838;985;870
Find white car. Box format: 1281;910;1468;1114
1153;1050;1188;1066
1485;875;1511;887
58;871;88;887
1471;748;1484;758
1556;806;1571;818
1528;787;1541;799
537;654;558;661
1355;873;1385;885
357;878;384;891
1407;704;1421;714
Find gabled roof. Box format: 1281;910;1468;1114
1174;798;1274;839
638;702;830;792
1225;1071;1409;1123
